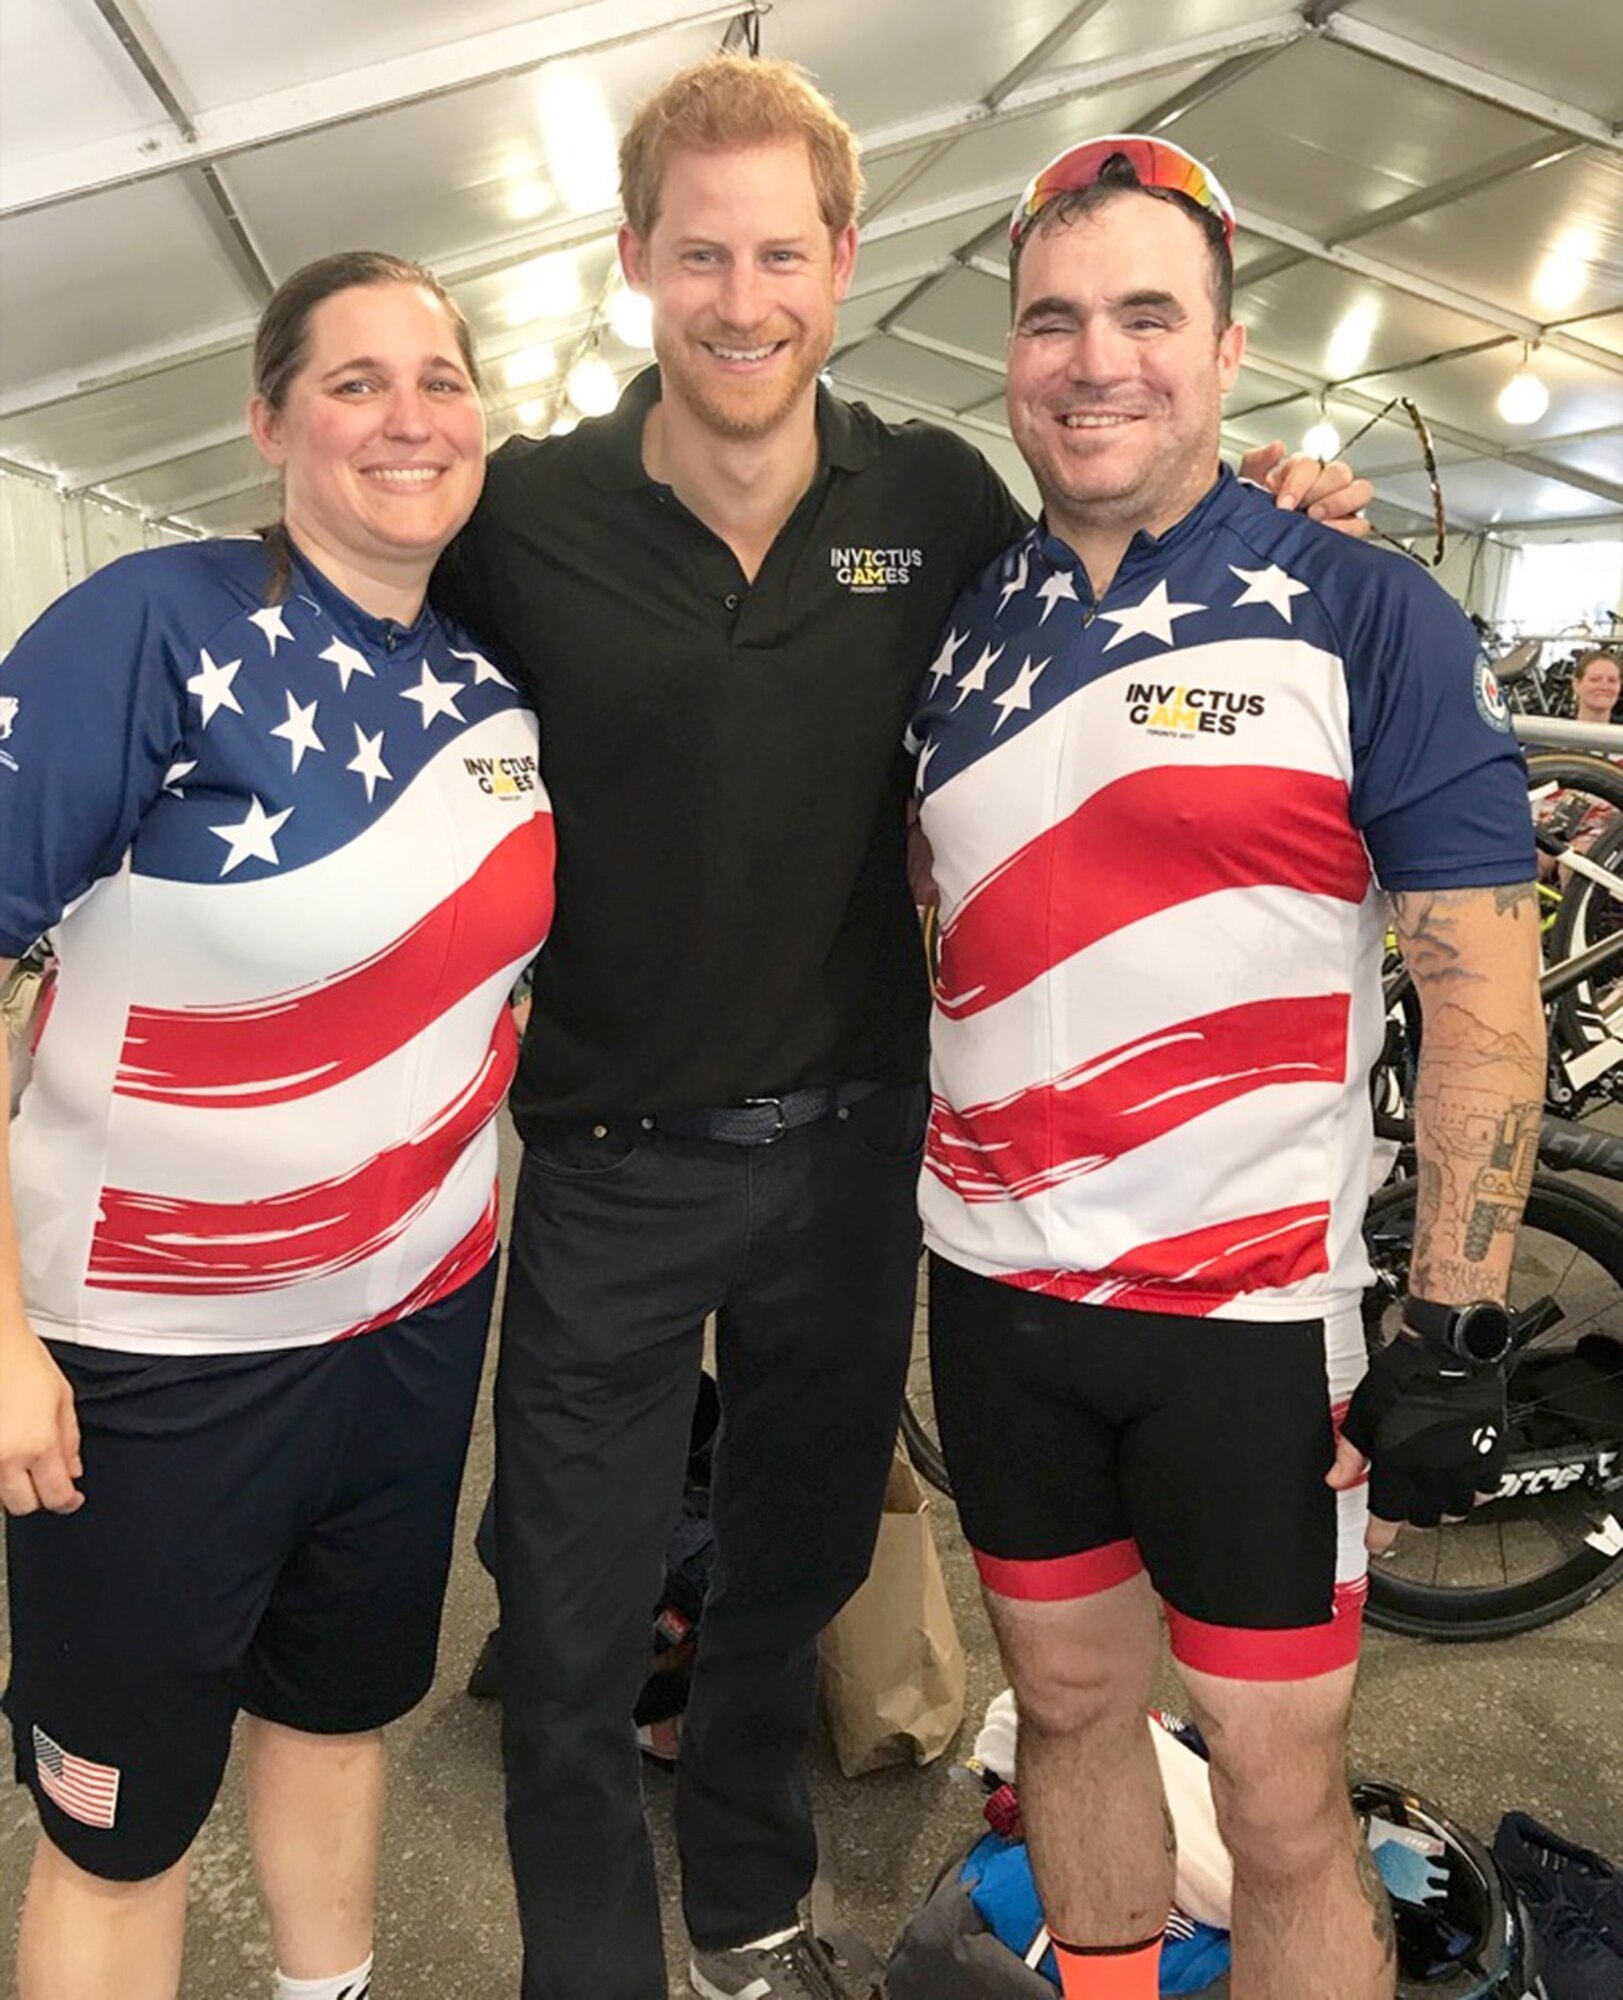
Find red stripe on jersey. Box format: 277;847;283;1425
1000;1203;1332;1315
1166;1576;1368;1679
936;766;1368;1021
115;813;554;1108
975;1539;1144;1602
925;993;1349;1203
335;1188;499;1339
87;1019;515;1294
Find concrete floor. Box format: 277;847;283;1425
4;1121;1621;1996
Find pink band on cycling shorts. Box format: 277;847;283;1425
975;1537;1144;1602
1167;1575;1369;1680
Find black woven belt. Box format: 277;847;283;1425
651;1082;882;1146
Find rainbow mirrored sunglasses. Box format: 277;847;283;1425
1009;135;1236;249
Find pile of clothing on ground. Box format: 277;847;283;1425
886;1690;1622;2000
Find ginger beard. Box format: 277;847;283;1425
623;141;854;445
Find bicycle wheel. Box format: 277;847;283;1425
1547;809;1623;1085
900;1257;952;1496
1361;1172;1623;1639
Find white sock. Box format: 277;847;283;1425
274;1956;372;2000
733;1926;799;1952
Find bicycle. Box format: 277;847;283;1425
1360;1121;1623;1639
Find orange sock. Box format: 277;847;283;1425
1050;1929;1163;1999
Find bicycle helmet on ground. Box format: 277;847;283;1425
1354;1781;1545;1997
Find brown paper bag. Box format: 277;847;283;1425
818;1451;966;1777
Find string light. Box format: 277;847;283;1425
1497;343;1550;425
1301;405;1342;460
566;352;620;417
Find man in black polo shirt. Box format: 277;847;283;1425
446;53;1368;2000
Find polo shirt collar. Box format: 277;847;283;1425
578;364;877;492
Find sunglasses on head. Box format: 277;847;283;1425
1010;134;1237;249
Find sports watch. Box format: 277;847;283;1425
1402;1297;1515;1368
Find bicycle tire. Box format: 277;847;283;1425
1361;1171;1623;1640
1547;809;1623;1076
1524;751;1623;825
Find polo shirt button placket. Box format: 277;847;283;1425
724;592;740;611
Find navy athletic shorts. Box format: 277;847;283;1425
3;1260;495;1880
928;1254;1370;1681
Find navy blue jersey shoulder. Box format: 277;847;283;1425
0;536;525;954
1213;480;1531;889
913;473;1530;893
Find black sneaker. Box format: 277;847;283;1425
689;1927;849;2000
1495;1811;1623;1952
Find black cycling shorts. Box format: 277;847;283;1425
3;1260;494;1880
928;1254;1369;1681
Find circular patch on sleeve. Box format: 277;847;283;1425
1473;660;1511;732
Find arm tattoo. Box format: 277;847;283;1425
1354;1836;1398;1965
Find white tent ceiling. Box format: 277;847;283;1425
2;0;1619;549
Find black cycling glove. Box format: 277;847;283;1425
1341;1336;1508;1528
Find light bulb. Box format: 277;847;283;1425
1497;366;1549;425
1302;418;1342;460
566;353;619;417
607;284;654;351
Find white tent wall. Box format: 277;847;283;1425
0;465;191;652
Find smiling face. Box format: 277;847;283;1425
618;140;856;444
249;282;486;613
1572;652;1620;723
1006;191;1245;559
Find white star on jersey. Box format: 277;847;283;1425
320;639;376;691
997;549;1030;617
248;606;294;654
162;759;197;794
270;691;324;772
347;724;393;802
1230;563;1310;625
953;642;1004;710
209;796;293;875
916;736;939;788
400;661;466;727
927;627;969;694
449;646;508;687
1035;569;1078;625
187;649;243;727
991;653;1050;732
1101;580;1206;651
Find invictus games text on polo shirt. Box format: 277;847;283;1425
831;546;925;593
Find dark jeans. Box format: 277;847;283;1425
494;1083;926;1999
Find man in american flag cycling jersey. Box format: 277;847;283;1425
912;135;1543;2000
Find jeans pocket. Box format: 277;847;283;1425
842;1081;930;1164
524;1123;640;1178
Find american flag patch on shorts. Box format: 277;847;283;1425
32;1725;120;1828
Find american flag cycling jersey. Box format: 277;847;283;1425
1;538;554;1354
912;471;1532;1320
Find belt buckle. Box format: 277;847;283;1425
743;1096;787;1143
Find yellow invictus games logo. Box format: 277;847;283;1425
463;752;540;798
1125;682;1266;738
830;546;924;593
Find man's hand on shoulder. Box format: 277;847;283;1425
1238;440;1373;538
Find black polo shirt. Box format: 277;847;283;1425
442;367;1025;1126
